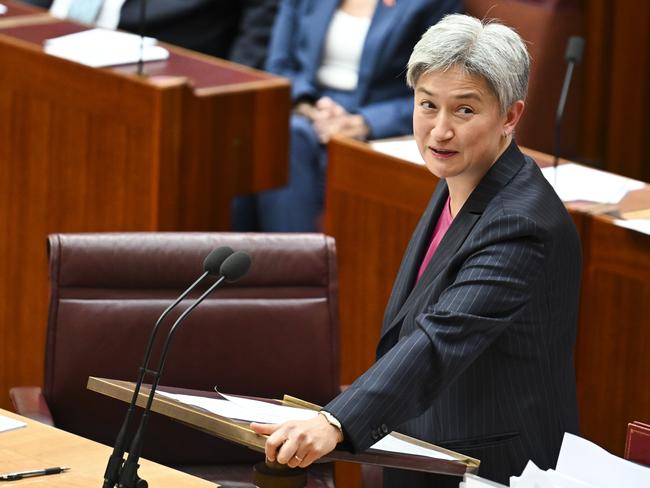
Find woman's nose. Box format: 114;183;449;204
430;114;453;141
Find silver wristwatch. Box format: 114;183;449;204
319;410;343;435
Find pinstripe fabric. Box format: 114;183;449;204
325;142;582;486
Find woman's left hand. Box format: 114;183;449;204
313;114;370;143
250;414;343;468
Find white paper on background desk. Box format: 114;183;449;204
0;414;26;433
156;391;455;461
555;433;650;487
0;4;7;15
614;218;650;236
44;28;169;68
371;139;424;165
541;163;646;204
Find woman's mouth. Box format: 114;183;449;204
429;147;458;159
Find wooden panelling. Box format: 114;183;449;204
576;216;650;453
0;10;289;410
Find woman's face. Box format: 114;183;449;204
413;66;523;187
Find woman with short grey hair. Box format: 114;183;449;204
253;14;581;488
407;14;530;113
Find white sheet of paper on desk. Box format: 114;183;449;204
555;433;650;487
0;414;26;433
541;163;646;204
155;391;318;424
370;433;456;461
44;28;169;68
371;139;424;165
614;219;650;236
155;391;454;460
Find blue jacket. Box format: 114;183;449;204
265;0;463;138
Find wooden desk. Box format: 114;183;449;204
0;409;216;487
325;136;650;461
0;2;289;409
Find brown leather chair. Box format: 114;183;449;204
9;232;339;487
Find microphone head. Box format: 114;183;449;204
203;247;234;275
565;36;585;64
220;251;252;283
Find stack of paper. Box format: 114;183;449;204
44;28;169;68
509;433;650;487
541;163;646;204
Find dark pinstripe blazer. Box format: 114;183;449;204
325;141;582;485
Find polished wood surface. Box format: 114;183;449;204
325;136;650;467
0;408;217;487
0;3;290;410
576;215;650;454
583;0;650;181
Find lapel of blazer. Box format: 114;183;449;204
355;1;397;100
304;1;338;77
378;141;526;346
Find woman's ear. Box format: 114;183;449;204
503;100;525;136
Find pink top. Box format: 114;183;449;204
416;196;453;282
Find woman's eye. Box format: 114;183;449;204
458;106;474;115
420;100;435;109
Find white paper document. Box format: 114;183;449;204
156;391;318;424
156;391;455;461
510;433;650;487
44;28;169;68
0;414;26;433
541;163;646;204
371;139;424;165
614;219;650;236
555;433;650;487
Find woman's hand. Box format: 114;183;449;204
314;113;370;143
250;414;343;468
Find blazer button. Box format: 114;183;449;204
381;424;389;434
372;430;380;440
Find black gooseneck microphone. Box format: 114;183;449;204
553;35;585;176
117;251;252;488
101;246;234;488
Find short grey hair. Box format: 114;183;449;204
407;14;530;112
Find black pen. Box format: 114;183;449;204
0;466;69;481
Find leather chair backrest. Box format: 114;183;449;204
44;232;339;465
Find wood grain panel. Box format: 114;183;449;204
0;15;289;410
576;216;650;454
604;1;650;181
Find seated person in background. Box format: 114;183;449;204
21;0;279;68
251;13;582;488
232;0;462;231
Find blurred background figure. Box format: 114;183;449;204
232;0;463;232
21;0;280;68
